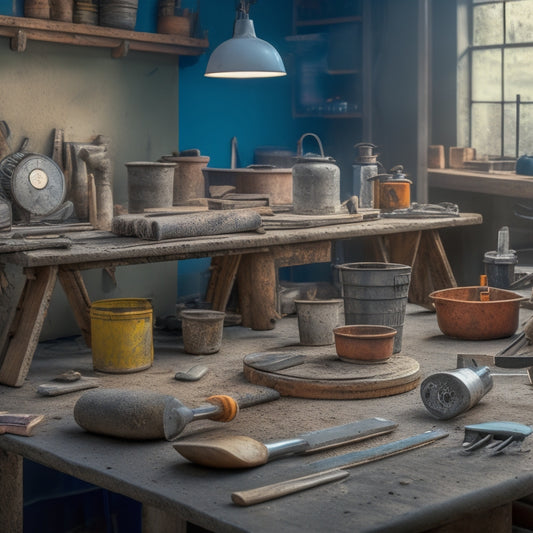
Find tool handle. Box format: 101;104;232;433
200;395;239;423
233;387;281;408
231;469;349;507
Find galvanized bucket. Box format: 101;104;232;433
337;262;412;354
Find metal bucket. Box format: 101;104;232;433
180;309;225;355
337;262;412;354
99;0;138;29
160;155;209;203
125;161;176;213
90;298;154;373
295;299;344;346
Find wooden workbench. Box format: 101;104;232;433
1;303;533;533
0;213;482;387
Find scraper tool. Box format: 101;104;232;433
173;418;397;468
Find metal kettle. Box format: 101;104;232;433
292;133;340;215
370;165;412;211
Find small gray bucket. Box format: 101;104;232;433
337;262;412;354
125;161;176;214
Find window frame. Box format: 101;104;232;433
467;0;533;159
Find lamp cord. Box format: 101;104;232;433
236;0;257;18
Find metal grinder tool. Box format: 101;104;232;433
420;366;493;420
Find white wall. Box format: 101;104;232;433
0;39;180;339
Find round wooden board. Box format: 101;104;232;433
243;350;421;399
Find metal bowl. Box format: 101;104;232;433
429;286;524;340
333;325;397;364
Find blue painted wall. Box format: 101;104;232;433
178;0;310;167
177;0;326;300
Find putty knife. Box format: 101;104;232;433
173;417;397;468
231;429;448;506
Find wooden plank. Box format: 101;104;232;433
428;169;533;199
262;213;363;229
57;268;92;346
0;15;208;56
384;231;421;266
205;255;242;312
0;266;58;387
0;450;22;533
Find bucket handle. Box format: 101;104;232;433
297;133;325;158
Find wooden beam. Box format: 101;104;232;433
0;266;58;387
238;242;331;330
58;268;92;347
205;255;242;312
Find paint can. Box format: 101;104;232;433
90;298;154;373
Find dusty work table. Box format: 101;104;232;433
1;303;533;532
0;213;482;388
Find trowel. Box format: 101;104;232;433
172;417;397;468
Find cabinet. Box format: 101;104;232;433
289;0;370;134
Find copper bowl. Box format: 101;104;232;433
429;286;524;340
333;325;397;364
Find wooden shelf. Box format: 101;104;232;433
295;15;362;27
0;15;208;58
428;168;533;200
294;112;362;119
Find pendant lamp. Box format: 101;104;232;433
205;0;286;79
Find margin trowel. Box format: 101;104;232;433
172;417;397;468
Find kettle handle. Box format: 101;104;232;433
297;133;325;158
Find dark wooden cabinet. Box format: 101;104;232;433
288;0;370;132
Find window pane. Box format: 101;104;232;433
472;103;502;158
506;0;533;43
472;49;501;100
504;47;533;100
473;3;503;45
503;103;517;157
518;103;533;155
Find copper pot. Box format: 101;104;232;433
333;325;396;364
429;286;524;340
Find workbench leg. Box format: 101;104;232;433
205;255;242;312
58;268;92;347
0;266;58;387
0;450;23;533
238;242;332;331
371;230;457;310
142;505;187;533
238;251;278;330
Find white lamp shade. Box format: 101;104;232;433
205;19;286;78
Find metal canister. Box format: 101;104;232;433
292;133;340;215
371;165;412;211
420;366;493;420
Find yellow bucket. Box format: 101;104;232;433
90;298;154;373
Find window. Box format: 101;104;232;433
467;0;533;159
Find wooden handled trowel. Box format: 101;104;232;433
173;417;397;468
